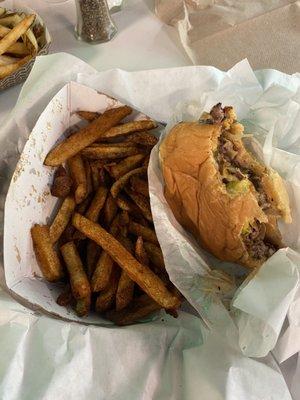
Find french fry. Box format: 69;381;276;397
6;41;30;55
90;163;101;190
0;14;35;56
130;176;149;197
49;196;76;243
0;54;16;65
75;295;91;317
143;155;150;167
126;189;153;222
92;251;115;292
110;166;146;198
119;210;129;226
76;194;92;214
115;194;140;214
90;142;135;148
95;266;120;313
135;236;149;266
7;12;38;54
118;211;129;237
0;8;6;17
90;161;109;190
0;13;21;26
31;224;64;282
128;221;158;244
124;131;158;146
84;160;93;195
132;214;149;227
0;25;10;38
116;235;135;310
22;23;38;54
60;222;75;244
0;55;31;79
81;145;139;160
72;213;180;309
85;186;108;222
144;242;165;271
91;215;119;292
103;194;118;227
100;120;157;141
50;165;73;198
68;154;87;204
60;241;90;299
44;106;132;166
56;285;73;306
86;241;100;278
77;110;100;121
105;154;145;179
106;294;161;326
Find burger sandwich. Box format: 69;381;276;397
160;104;291;269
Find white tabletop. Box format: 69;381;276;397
0;0;190;125
0;0;297;396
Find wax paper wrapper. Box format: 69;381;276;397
155;0;300;74
0;53;299;399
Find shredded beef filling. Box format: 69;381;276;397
216;135;247;184
210;103;224;123
242;222;276;260
210;103;277;260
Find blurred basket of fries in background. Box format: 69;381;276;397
0;6;51;91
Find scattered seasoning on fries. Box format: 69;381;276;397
61;241;91;299
82;144;140;160
128;221;158;244
110;166;147;198
49;196;76;243
105;153;145;179
51;165;73;198
31;104;181;324
68;154;88;204
31;224;64;282
44;106;132;166
72;213;180;309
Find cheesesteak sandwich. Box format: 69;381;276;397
160;104;291;269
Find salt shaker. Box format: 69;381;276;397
75;0;117;43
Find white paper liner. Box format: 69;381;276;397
0;53;300;398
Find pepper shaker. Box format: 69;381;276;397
75;0;117;43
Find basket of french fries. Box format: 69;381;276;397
0;6;51;91
4;82;181;325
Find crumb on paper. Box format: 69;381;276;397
52;99;63;114
47;122;52;130
14;245;21;263
13;153;30;183
37;188;50;204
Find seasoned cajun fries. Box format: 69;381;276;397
44;106;132;166
30;103;180;324
72;213;180;310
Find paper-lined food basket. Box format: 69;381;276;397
1;54;300;385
